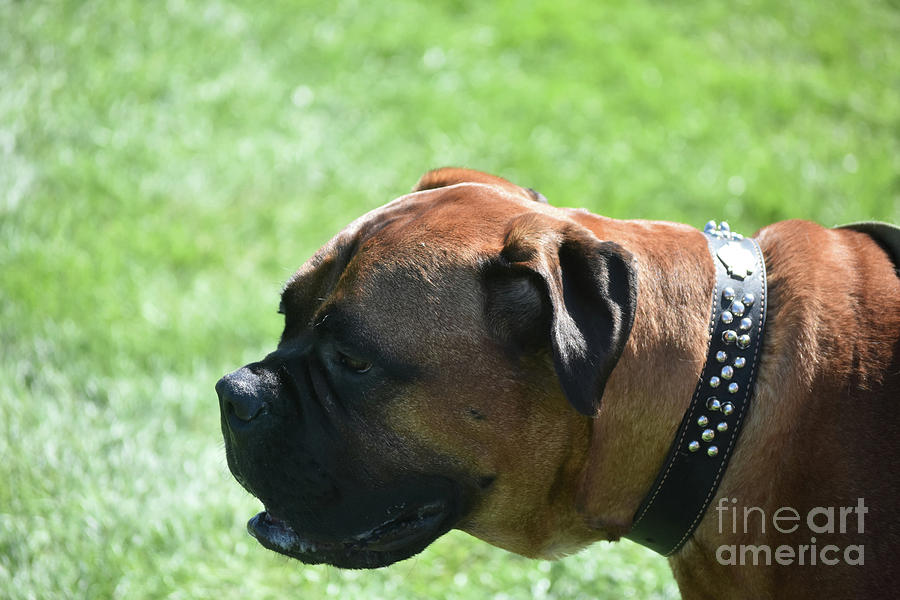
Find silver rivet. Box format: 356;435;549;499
721;310;734;324
719;221;730;234
722;330;737;344
733;356;746;369
704;220;717;234
688;440;701;452
707;397;721;411
722;402;734;416
708;445;719;457
697;415;709;427
709;376;721;388
701;429;715;442
739;317;752;331
717;421;729;432
722;287;736;302
716;350;728;363
730;301;746;317
742;292;755;306
728;382;739;394
721;365;734;380
737;334;751;349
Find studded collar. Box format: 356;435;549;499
625;220;769;556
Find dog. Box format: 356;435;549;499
216;168;900;599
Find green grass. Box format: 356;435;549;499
1;0;897;598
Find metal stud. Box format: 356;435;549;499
733;356;746;369
721;365;734;380
721;310;734;325
704;220;717;234
707;445;719;457
697;415;709;427
688;440;701;452
709;376;721;388
717;421;729;432
742;292;755;306
722;287;736;302
730;301;746;317
716;351;728;363
722;330;737;344
728;382;739;394
719;221;730;234
701;429;715;442
722;402;734;416
739;317;752;331
737;334;751;349
707;397;721;411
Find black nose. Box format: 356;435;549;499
216;367;269;427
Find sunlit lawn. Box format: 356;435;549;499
1;0;897;598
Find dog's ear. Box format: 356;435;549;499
413;167;548;203
484;213;637;416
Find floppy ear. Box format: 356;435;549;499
413;167;548;203
484;213;638;416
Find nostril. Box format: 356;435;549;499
227;396;267;422
216;371;269;426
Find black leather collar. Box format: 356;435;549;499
625;221;768;556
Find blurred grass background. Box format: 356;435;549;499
1;0;898;598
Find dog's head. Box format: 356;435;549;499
216;168;638;568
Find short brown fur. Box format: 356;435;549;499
389;172;900;596
223;168;900;597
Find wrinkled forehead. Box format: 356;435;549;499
278;183;538;348
357;183;535;263
285;184;534;299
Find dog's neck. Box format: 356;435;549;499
620;221;768;555
527;214;899;597
566;215;784;591
670;221;896;597
568;214;718;535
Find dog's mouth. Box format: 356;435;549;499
247;500;454;569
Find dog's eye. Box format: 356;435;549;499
338;352;372;374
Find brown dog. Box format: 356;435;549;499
216;168;900;599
